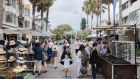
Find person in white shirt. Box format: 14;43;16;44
61;55;72;78
52;41;59;69
74;39;80;55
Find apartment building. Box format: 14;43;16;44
116;0;140;41
121;0;140;24
2;0;31;29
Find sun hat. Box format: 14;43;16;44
0;49;6;54
18;48;27;52
35;40;39;43
8;56;16;62
17;57;25;64
9;40;16;45
0;56;6;61
9;48;16;53
22;65;27;69
13;66;24;73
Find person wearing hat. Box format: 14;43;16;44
32;40;42;75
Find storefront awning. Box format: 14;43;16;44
126;9;140;25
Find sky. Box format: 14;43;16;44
25;0;118;31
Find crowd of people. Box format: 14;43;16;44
1;37;111;79
74;38;111;79
26;38;111;79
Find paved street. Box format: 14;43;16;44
35;45;105;79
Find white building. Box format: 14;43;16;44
117;0;140;41
1;0;32;40
121;0;140;24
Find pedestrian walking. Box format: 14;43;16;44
32;40;42;75
77;44;89;78
47;40;53;62
74;39;80;55
61;54;72;78
61;40;70;61
89;43;99;79
41;40;48;73
52;41;59;69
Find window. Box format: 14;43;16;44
131;0;137;4
123;16;128;24
24;8;30;17
122;1;128;11
6;12;16;23
6;0;16;8
24;21;30;28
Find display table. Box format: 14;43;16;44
100;56;137;79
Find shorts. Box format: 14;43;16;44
52;51;57;57
65;68;70;72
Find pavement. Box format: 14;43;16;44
34;45;105;79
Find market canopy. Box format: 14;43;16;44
3;28;32;34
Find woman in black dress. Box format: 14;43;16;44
60;40;72;65
89;43;99;79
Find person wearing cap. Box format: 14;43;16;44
32;40;42;75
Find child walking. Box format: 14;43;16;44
61;54;72;78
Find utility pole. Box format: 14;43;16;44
0;0;4;29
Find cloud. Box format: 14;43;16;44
26;0;116;31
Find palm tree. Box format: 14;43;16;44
89;0;106;27
44;0;54;31
102;0;113;25
88;0;96;28
95;1;106;27
0;0;3;29
36;0;54;31
82;0;90;29
37;0;47;30
29;0;39;30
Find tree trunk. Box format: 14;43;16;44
0;0;3;29
108;2;111;25
91;14;93;29
41;8;44;31
119;0;122;25
32;4;36;30
86;14;89;29
46;7;49;31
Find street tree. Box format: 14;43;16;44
44;0;54;31
77;29;90;39
102;0;113;25
29;0;40;30
53;24;73;40
82;0;90;29
81;18;87;30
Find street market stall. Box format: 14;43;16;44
92;24;137;79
